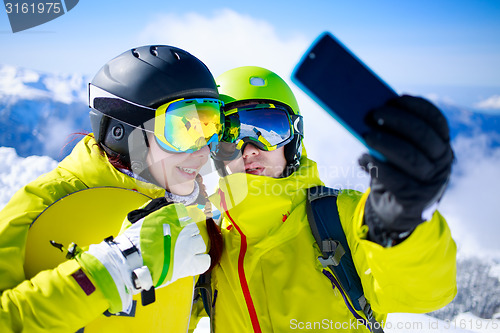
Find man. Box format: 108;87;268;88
193;66;456;332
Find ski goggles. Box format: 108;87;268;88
89;84;224;153
214;103;303;160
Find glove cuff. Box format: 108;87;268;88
364;198;414;247
76;249;128;314
77;235;153;313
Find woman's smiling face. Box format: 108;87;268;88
146;134;210;195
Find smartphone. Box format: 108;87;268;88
292;32;397;159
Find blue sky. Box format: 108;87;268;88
1;0;500;110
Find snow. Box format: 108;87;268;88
0;64;87;104
0;64;91;160
0;147;57;210
489;264;500;282
194;318;210;332
452;313;500;333
385;313;500;333
239;123;286;143
439;133;500;257
0;65;46;100
193;313;500;332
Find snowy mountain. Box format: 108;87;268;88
1;64;499;160
240;123;286;144
0;65;91;160
431;257;500;320
1;64;500;332
440;101;500;148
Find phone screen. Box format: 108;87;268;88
292;32;397;153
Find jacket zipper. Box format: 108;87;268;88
219;190;262;333
322;269;371;331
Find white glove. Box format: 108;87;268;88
77;198;211;313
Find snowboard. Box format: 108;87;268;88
23;186;197;332
24;187;151;278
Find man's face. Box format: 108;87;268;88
224;143;287;178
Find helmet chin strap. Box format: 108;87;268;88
129;126;163;187
282;135;302;177
282;159;300;178
100;123;163;188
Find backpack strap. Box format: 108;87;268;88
194;272;215;333
307;186;384;333
307;186;346;267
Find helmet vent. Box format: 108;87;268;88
132;49;140;58
250;77;265;86
150;46;158;56
172;51;181;60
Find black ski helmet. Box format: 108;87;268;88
89;45;219;171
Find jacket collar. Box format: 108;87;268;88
58;135;165;198
212;157;323;241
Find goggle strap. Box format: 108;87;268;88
290;114;304;137
89;84;156;111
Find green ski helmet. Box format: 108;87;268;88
215;66;303;175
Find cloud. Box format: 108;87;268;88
38;117;79;159
475;95;500;111
0;65;87;104
42;74;87;104
136;9;309;78
0;147;57;209
439;133;500;256
0;65;47;100
423;92;457;107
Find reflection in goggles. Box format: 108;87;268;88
89;84;224;153
156;99;223;153
225;106;293;149
213;104;302;161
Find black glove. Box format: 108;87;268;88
359;95;454;246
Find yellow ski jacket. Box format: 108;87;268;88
206;156;457;332
0;135;205;333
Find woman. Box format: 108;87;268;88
0;45;223;332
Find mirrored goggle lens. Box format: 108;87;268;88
155;98;223;153
225;108;292;150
